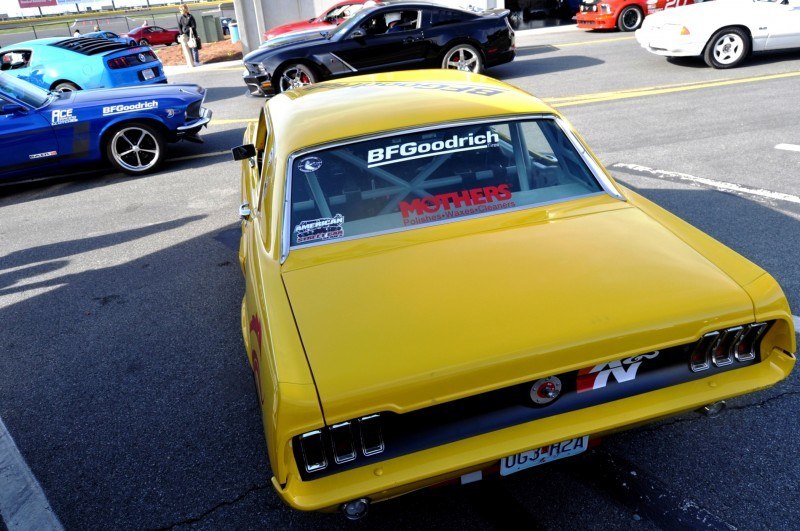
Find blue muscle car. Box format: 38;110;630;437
0;72;211;182
0;37;166;92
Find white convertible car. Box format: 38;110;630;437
635;0;800;68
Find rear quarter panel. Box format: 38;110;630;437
28;46;104;90
238;116;325;485
425;16;512;66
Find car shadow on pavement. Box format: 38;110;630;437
0;221;268;530
514;44;560;57
166;127;249;161
739;48;800;68
0;216;205;292
492;54;604;79
665;49;800;70
204;85;255;104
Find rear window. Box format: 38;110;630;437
430;8;475;27
287;118;604;248
49;37;127;55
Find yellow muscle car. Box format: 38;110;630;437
232;70;795;519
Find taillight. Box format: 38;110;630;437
107;57;127;69
735;322;767;362
330;422;356;464
107;51;157;69
296;413;385;474
711;326;743;367
359;414;384;456
690;331;717;372
690;323;768;372
298;430;327;473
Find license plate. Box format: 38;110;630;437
500;436;589;476
142;68;155;80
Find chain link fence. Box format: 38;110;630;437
0;7;233;47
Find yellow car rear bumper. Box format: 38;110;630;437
272;347;794;511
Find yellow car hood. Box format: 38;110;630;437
281;205;756;423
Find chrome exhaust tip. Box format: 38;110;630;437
341;498;369;520
697;400;726;417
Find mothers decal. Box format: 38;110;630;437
400;184;514;225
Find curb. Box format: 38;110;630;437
163;58;242;75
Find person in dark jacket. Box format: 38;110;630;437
178;4;200;65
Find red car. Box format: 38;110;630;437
263;0;378;41
576;0;696;32
124;25;181;47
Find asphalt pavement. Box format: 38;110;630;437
2;25;800;530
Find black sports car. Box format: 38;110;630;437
242;2;515;96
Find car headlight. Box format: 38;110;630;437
246;62;267;75
184;100;202;122
600;4;612;14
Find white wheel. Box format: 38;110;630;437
704;28;750;69
442;44;483;74
106;123;164;175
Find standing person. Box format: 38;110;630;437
73;29;81;37
178;4;200;66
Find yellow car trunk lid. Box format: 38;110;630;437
281;206;755;423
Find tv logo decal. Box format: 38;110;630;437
576;352;660;393
51;109;78;125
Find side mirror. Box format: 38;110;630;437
239;202;251;220
350;29;366;39
0;103;26;115
231;144;256;160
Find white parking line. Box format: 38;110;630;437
612;163;800;205
0;417;64;531
775;144;800;153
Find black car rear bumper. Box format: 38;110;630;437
486;49;516;68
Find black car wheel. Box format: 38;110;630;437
138;38;150;46
617;6;643;32
442;44;483;74
277;63;317;93
105;122;165;176
703;27;750;69
52;81;80;92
